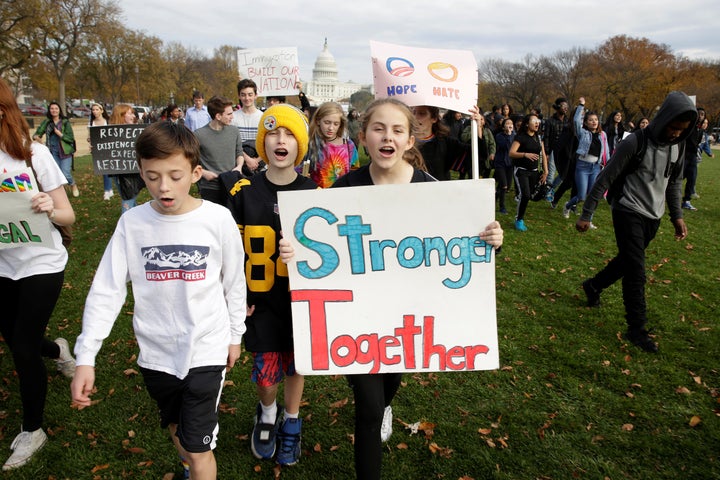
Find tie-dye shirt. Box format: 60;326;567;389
310;139;359;188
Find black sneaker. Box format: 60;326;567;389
625;329;658;353
582;280;601;307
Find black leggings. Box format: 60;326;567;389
347;373;402;480
0;272;64;431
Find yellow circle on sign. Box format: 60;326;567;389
427;62;458;82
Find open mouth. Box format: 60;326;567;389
379;146;395;156
274;148;289;159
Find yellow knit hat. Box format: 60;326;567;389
255;104;309;166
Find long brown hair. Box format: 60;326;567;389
0;77;32;160
361;98;427;172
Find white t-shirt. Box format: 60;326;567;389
231;108;263;142
75;201;247;379
0;143;68;279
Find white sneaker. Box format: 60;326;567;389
380;406;393;442
562;205;571;219
2;429;47;471
103;190;114;200
54;338;76;378
589;223;598;230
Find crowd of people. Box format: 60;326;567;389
1;72;711;479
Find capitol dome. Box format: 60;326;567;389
312;38;338;83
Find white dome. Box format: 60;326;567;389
313;39;338;82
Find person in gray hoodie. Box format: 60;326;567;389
575;91;697;353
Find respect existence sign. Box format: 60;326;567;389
278;180;499;375
89;124;147;175
0;167;55;250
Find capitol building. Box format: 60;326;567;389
304;39;370;106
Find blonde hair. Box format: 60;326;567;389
306;102;348;171
361;98;427;172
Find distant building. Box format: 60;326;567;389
304;39;370;106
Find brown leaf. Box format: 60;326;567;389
330;445;339;451
428;442;453;458
162;474;175;480
478;428;492;435
123;368;139;376
128;430;135;438
126;447;146;454
621;423;634;431
91;464;109;473
689;416;701;427
676;386;691;394
253;464;262;472
690;292;704;301
396;442;408;449
313;443;322;452
137;460;153;467
330;397;348;409
273;464;282;479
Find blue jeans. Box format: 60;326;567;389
567;159;601;208
55;154;75;186
103;174;113;191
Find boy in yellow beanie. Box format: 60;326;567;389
226;104;316;466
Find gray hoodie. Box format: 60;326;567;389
581;91;698;221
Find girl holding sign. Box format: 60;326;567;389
0;78;77;470
32;102;79;198
109;104;146;213
280;98;503;480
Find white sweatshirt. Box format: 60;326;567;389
75;201;247;379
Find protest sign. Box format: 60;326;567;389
0;167;55;250
278;180;499;375
237;47;301;97
89;124;147;175
370;40;478;112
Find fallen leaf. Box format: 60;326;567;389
621;424;634;431
91;464;109;473
330;397;349;409
313;443;322;452
396;442;408;449
689;416;701;427
126;447;146;454
123;368;139;376
478;428;492;435
676;386;691;394
273;464;282;479
162;474;175;480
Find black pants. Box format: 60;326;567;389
589;209;660;330
494;166;513;211
347;372;402;480
0;272;64;431
514;168;540;221
682;161;698;201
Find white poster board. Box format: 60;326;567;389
278;180;499;375
0;167;55;250
237;47;300;97
370;40;478;111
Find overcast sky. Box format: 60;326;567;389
120;0;720;85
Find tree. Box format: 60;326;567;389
480;55;551;113
0;0;42;77
34;0;120;110
539;47;592;107
350;90;374;111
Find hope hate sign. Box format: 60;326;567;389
237;47;301;97
278;180;499;376
0;167;55;250
370;40;478;112
89;124;147;175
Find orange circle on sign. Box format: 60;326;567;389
427;62;458;82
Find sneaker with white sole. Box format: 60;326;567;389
380;406;393;442
276;417;302;466
562;204;571;219
251;403;279;460
2;429;48;471
54;338;76;378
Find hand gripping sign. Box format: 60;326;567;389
278;179;499;375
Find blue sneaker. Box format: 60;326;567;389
514;219;527;232
276;417;302;466
251;403;279;460
545;188;555;202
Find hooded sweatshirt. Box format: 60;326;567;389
581;91;698;222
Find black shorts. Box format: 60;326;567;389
140;365;225;453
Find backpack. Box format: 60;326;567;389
605;128;683;204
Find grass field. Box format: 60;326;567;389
1;151;718;479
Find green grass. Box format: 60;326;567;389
1;152;718;479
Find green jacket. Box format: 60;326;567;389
34;118;76;156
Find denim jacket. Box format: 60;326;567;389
574;105;609;163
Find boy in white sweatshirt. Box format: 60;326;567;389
71;121;247;480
